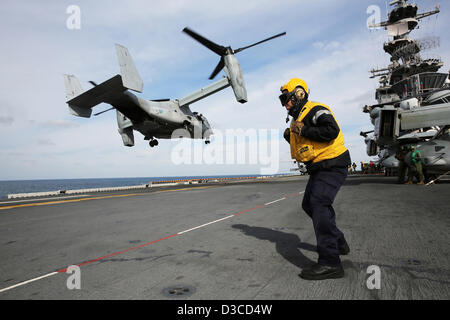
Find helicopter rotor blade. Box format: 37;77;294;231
183;27;227;56
150;99;171;102
233;32;286;54
93;107;115;116
209;57;225;80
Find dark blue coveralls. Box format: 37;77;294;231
302;167;347;266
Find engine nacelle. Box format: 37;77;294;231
224;55;248;104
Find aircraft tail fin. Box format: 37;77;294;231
64;74;127;118
64;74;84;100
64;74;92;118
115;44;143;93
64;44;142;118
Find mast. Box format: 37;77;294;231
367;0;442;105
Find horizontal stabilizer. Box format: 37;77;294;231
65;75;127;117
115;44;143;93
67;75;127;118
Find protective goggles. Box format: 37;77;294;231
279;92;293;107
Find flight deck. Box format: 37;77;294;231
0;175;449;299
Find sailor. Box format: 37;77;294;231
279;78;351;280
369;161;375;174
395;145;409;184
406;145;425;185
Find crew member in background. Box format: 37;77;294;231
369;160;375;174
280;78;351;280
406;145;425;185
395;145;408;184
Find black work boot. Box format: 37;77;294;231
299;263;344;280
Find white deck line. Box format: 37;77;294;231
0;189;303;294
177;215;235;235
0;272;59;293
264;198;286;206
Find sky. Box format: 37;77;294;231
0;0;449;180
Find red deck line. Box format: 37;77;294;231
57;234;179;273
57;192;296;272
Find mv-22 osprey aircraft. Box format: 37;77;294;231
64;28;286;147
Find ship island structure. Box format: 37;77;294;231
362;0;450;179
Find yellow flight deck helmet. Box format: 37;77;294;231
281;78;308;94
279;78;309;107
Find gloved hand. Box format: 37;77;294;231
290;120;304;136
283;128;290;143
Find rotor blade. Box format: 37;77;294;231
150;99;171;102
209;57;225;80
183;27;227;56
233;32;286;54
94;107;115;116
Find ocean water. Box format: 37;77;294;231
0;175;261;200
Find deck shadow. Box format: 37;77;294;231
232;224;316;269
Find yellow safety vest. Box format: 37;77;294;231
290;101;347;163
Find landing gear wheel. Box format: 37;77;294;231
149;139;159;147
205;140;210;145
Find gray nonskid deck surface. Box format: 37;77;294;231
0;175;449;299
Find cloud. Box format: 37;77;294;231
0;116;14;126
312;41;341;52
37;138;56;146
37;120;81;129
0;0;449;179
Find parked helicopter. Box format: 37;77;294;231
410;125;450;181
372;125;450;181
64;28;286;147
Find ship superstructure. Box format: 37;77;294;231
362;0;450;178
